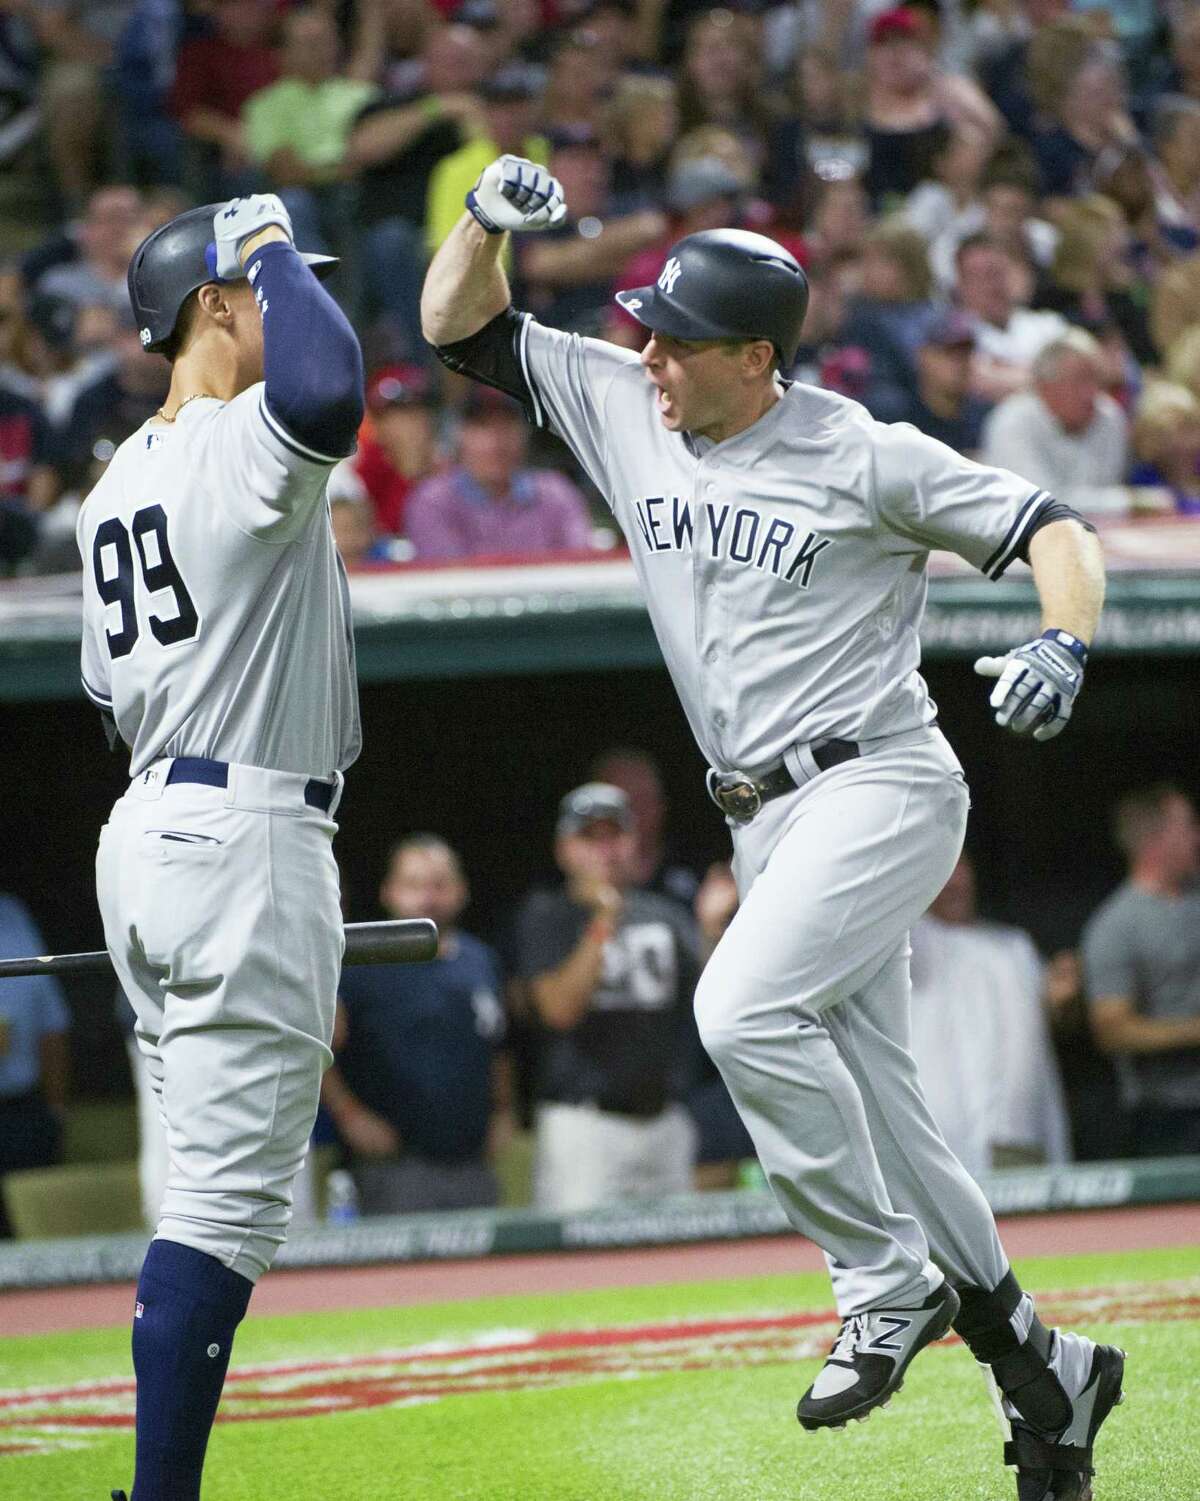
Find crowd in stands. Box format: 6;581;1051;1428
5;763;1198;1233
2;1;1200;577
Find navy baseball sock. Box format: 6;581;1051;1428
130;1238;254;1501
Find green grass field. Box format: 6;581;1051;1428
3;1245;1197;1500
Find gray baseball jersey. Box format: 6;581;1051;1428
515;319;1049;773
77;386;361;779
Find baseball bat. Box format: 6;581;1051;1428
0;918;439;980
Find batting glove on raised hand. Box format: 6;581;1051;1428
974;629;1088;741
466;156;567;235
212;195;295;280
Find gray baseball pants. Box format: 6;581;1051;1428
695;726;1009;1316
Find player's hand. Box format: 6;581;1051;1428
695;862;739;945
974;629;1087;741
466;155;567;235
212;194;295;279
339;1103;400;1159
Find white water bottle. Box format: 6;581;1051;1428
325;1169;360;1226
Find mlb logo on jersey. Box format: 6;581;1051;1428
657;257;683;294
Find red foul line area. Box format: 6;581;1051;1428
1;1279;1196;1458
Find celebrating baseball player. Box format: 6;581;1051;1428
78;196;363;1501
421;157;1121;1500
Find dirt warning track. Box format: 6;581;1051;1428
2;1201;1197;1339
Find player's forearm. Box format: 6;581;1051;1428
529;930;609;1030
1028;519;1105;645
320;1063;364;1124
1092;1005;1200;1056
421;213;510;346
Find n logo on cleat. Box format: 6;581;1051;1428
867;1316;912;1353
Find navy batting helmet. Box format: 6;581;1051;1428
128;204;339;355
614;229;809;365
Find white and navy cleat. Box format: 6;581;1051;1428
797;1282;960;1431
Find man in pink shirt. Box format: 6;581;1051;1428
406;390;594;560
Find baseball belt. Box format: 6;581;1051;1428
706;739;861;824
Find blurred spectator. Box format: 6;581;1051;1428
329;492;388;568
349;23;487;346
25;293;120;450
29;1;137;208
242;6;379;252
837;216;941;422
1160;4;1200;106
1082;785;1200;1158
353;362;441;537
677;8;773;172
406;391;592;561
1129;381;1200;516
0;365;57;573
170;0;280;201
425;64;549;254
980;329;1128;512
607;154;748;348
1042;947;1129;1162
0;892;70;1238
515;783;699;1211
975;0;1071;142
349;23;488;237
323;837;512;1214
1029;36;1137;199
804;168;871;272
34;185;142;321
519;127;667;336
908;854;1071;1178
1147;96;1200;253
110;0;184;188
543;28;618;136
1037;192;1154;366
863;6;1000;213
54;324;168;478
0;8;39;173
1150;248;1200;360
605;72;680;213
589;746;699;906
898;309;989;453
921;148;1058;295
0;269;38;399
954;233;1067;400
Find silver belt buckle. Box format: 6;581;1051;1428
709;770;763;823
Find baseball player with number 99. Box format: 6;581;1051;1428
78;195;363;1501
421;155;1123;1499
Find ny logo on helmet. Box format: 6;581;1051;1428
657;257;683;294
139;327;152;346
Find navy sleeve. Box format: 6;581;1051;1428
247;241;364;460
1014;499;1097;565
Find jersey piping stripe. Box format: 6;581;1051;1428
258;394;344;466
983;490;1049;580
81;676;113;708
518;314;546;429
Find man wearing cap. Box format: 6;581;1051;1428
515;783;701;1211
354;363;441;537
899;309;989;455
405;388;591;559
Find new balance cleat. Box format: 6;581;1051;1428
797;1281;959;1430
1005;1343;1126;1501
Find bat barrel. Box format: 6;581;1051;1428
0;918;440;980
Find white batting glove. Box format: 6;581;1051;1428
212;195;295;279
974;629;1088;741
466;156;567;235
